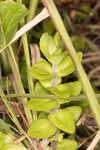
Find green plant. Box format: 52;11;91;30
0;0;100;150
27;32;82;149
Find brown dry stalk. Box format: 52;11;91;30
87;130;100;150
82;56;100;64
12;102;30;128
88;66;100;79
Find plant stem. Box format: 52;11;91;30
17;0;39;120
17;0;34;94
27;0;39;22
1;51;10;74
0;85;23;132
3;93;100;102
7;45;32;124
21;30;34;94
42;0;100;129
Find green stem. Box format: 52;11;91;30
1;51;10;74
7;45;32;124
21;30;34;94
42;0;100;129
3;93;100;102
17;0;39;120
27;0;39;22
17;0;34;94
0;86;23;133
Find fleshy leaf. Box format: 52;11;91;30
63;106;82;121
0;132;13;149
48;109;75;134
58;139;78;150
2;144;27;150
0;1;29;48
27;98;59;112
48;81;81;98
40;33;66;64
54;32;64;50
57;52;82;77
35;82;51;95
40;76;61;88
27;119;57;138
40;32;57;56
49;133;64;142
30;58;53;80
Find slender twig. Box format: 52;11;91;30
0;86;22;132
42;0;100;129
12;102;30;129
14;135;26;144
7;45;32;124
77;132;97;150
83;52;100;57
87;130;100;150
88;66;100;79
81;36;100;52
82;0;100;25
82;56;100;64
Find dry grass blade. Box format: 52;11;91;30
87;130;100;150
0;8;49;53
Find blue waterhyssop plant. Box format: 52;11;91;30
27;32;83;150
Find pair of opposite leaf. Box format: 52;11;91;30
27;106;82;145
28;32;82;112
27;81;81;112
30;32;82;88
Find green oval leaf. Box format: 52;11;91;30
48;81;81;98
27;119;57;138
58;139;78;150
54;32;64;50
40;33;66;64
0;132;13;149
40;76;61;88
27;98;59;112
35;82;51;95
30;58;52;80
57;52;82;77
48;110;75;134
63;106;82;121
2;144;27;150
40;33;57;56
